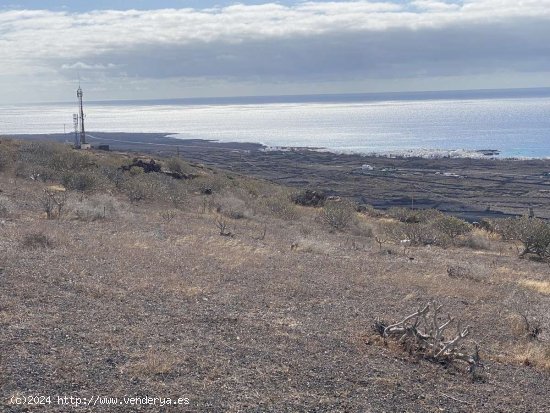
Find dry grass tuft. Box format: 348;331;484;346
518;279;550;295
122;349;179;378
511;342;550;370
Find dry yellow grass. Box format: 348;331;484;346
518;279;550;295
511;342;550;370
2;139;550;412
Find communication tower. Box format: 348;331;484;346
77;85;87;147
73;113;80;148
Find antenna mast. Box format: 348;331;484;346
73;113;80;148
77;85;86;146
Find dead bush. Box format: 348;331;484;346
373;301;483;377
159;209;178;224
40;188;68;219
215;216;233;237
21;232;54;249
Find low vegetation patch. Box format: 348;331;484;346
21;232;54;249
498;216;550;261
320;199;356;230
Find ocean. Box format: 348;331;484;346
1;88;550;158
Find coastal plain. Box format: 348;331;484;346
11;132;550;220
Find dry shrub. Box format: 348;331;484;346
447;265;480;282
291;189;326;207
18;141;91;174
15;163;56;182
62;170;106;191
123;173;168;202
40;189;68;219
21;232;54;249
387;207;442;223
349;219;374;238
507;313;542;341
69;194;122;221
321;199;356;230
497;216;550;260
434;215;472;242
360;204;383;217
190;173;232;195
164;157;195;176
457;231;491;250
165;180;188;209
0;196;13;218
255;191;299;221
512;342;550;370
159;209;178;223
291;238;333;255
215;193;251;220
0;143;16;171
100;166;125;189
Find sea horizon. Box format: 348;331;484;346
34;86;550;107
2;87;550;159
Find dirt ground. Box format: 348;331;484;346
1;165;549;412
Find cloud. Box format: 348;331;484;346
0;0;549;101
412;1;460;11
61;62;120;70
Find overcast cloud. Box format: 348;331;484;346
1;0;549;103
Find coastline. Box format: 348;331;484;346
5;132;550;220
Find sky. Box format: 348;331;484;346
0;0;549;103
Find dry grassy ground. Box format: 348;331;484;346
1;140;549;412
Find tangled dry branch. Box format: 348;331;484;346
374;302;483;377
